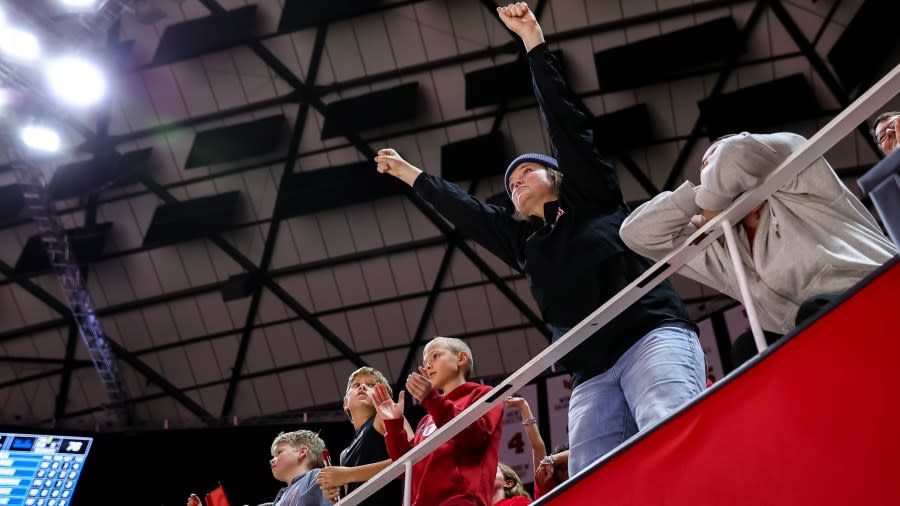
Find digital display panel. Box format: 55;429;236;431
0;432;93;506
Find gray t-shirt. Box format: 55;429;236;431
272;468;331;506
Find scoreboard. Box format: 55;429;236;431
0;433;93;506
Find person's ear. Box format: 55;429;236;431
504;479;514;490
457;352;469;371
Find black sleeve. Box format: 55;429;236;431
413;174;529;270
527;43;623;212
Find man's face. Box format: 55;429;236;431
874;115;898;156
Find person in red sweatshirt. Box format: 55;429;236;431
372;336;503;506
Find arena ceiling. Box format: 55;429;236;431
0;0;896;430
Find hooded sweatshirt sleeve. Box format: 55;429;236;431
420;387;503;451
527;43;623;212
620;181;735;296
695;132;843;211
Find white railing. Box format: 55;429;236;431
338;62;900;506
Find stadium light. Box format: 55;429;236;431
46;56;107;106
60;0;99;8
21;125;62;152
0;27;41;61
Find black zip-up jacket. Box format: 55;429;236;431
413;43;694;387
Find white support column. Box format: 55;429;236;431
721;219;768;354
402;461;412;506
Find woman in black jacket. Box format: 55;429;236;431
375;2;704;476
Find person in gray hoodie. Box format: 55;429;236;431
620;131;897;336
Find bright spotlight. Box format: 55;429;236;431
21;126;62;152
0;27;41;61
60;0;99;8
46;56;107;106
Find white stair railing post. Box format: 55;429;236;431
721;219;768;354
402;461;412;506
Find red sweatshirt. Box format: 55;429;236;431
495;497;531;506
384;382;503;506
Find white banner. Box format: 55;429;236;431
545;374;572;451
499;383;539;484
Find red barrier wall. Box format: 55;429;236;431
544;259;900;506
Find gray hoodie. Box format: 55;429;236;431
620;132;897;333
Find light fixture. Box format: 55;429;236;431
46;56;107;106
59;0;99;8
0;27;41;61
21;125;62;152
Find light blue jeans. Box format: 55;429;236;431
565;323;705;476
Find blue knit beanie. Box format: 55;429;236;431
504;153;560;200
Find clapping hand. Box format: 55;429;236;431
372;383;405;420
405;367;433;403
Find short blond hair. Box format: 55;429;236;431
344;367;392;400
271;430;326;468
424;337;474;377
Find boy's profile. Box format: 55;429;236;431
373;336;503;506
188;430;331;506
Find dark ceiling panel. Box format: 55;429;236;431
278;0;394;33
221;272;260;301
593;104;653;153
441;131;507;182
153;5;258;65
185;115;286;169
0;185;25;225
594;17;742;92
48;148;152;200
15;223;113;276
276;161;405;217
828;0;900;93
699;74;821;139
112;148;154;187
142;192;240;248
320;83;419;140
465;50;564;109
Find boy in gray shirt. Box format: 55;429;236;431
187;430;331;506
269;430;332;506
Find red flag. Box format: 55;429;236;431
205;485;231;506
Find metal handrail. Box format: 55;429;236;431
337;61;900;506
